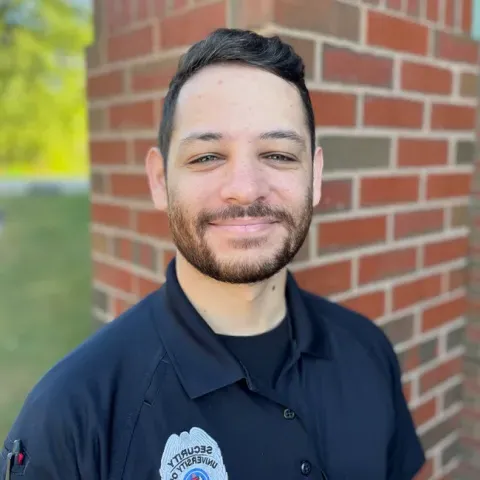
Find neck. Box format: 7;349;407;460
174;253;287;336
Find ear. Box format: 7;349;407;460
312;146;323;207
145;147;168;211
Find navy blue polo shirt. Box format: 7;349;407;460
1;259;425;479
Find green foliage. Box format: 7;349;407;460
0;0;92;177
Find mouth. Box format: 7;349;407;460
208;217;279;233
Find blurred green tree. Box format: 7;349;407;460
0;0;92;176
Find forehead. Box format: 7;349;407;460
172;64;307;140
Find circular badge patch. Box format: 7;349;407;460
184;468;210;480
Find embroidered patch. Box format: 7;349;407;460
159;427;229;480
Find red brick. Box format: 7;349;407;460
294;261;352;296
426;173;472;199
133;138;157;164
160;1;227;48
318;216;387;252
109;100;157;130
424;236;469;266
138;277;162;297
90;140;128;165
431;104;475;130
234;0;277;29
386;0;402;9
135;210;171;238
403;381;412;403
400;345;420;373
358;248;417;285
171;0;188;11
448;266;466;291
394;209;444;239
315;179;352;214
422;295;467;332
107;25;154;62
462;0;473;33
110;173;150;199
367;10;428;55
322;44;393;87
435;31;479;64
360;176;419;206
420;357;463;393
91;203;130;229
94;260;134;293
426;0;440;21
364;97;423;129
114;237;133;261
113;297;130;316
88;71;125;98
131;58;178;93
406;0;420;16
397;138;448;167
310;91;357;127
105;0;132;32
445;0;455;27
401;61;452;95
413;398;437;427
342;291;385;319
135;0;153;21
393;274;443;310
466;324;480;343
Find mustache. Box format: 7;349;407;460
198;203;293;225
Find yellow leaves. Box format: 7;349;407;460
0;0;92;177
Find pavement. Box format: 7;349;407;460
0;179;90;196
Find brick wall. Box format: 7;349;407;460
463;62;480;477
86;1;480;478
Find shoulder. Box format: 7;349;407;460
33;288;166;401
5;289;168;452
300;288;398;379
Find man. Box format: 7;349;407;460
1;29;425;479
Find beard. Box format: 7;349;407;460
167;189;313;284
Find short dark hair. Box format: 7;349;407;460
158;28;316;166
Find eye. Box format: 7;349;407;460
189;154;220;165
265;153;297;162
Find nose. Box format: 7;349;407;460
219;153;269;205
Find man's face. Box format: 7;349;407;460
148;64;323;284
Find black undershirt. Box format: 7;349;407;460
218;316;291;388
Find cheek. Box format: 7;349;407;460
274;176;309;204
168;177;207;208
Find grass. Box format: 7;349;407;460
0;194;92;438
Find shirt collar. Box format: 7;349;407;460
153;258;332;399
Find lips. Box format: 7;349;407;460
209;217;277;227
208;217;278;233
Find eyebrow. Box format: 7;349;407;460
178;129;307;151
258;130;306;150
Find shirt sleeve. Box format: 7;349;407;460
0;381;85;479
386;344;426;480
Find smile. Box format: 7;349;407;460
208;218;278;233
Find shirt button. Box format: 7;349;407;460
300;460;312;476
283;408;295;420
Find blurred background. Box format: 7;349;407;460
0;0;92;435
1;1;480;479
